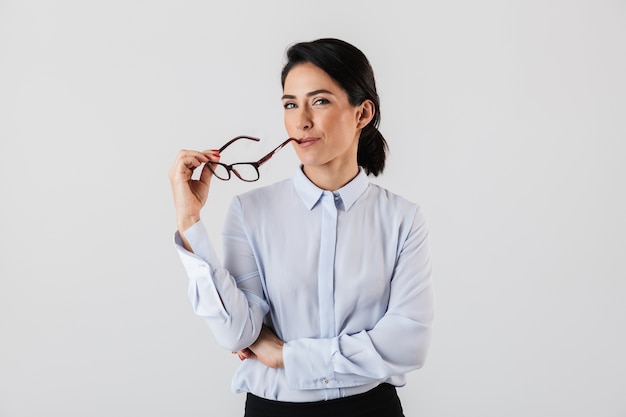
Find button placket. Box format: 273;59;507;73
317;191;337;338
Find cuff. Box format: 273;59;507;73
283;337;338;390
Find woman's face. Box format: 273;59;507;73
282;62;370;174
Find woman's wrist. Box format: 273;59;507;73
177;214;200;234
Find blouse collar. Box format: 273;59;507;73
292;165;369;211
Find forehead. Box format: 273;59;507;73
282;62;342;94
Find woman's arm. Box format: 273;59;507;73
282;207;434;389
170;150;268;351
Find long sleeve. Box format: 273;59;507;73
174;206;269;351
282;207;434;390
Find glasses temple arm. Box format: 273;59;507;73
218;135;261;153
257;138;300;167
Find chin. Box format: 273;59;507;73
295;153;321;168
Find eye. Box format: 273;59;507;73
313;98;330;106
283;102;296;110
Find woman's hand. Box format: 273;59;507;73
232;325;285;368
169;149;220;236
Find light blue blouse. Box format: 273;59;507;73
174;167;434;402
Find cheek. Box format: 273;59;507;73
283;114;293;134
283;112;298;132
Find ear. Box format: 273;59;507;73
356;99;375;129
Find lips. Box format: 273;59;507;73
298;137;319;147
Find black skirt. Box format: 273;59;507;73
244;383;405;417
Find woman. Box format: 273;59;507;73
169;38;434;416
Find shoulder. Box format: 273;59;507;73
233;177;294;207
366;183;422;214
364;183;429;234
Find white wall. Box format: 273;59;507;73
1;1;624;416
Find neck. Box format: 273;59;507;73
302;163;360;191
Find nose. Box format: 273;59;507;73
296;108;312;131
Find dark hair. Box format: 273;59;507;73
281;38;388;176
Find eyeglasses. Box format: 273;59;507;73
207;136;300;182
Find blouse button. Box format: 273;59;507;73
323;378;329;384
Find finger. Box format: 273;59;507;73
197;151;221;185
169;150;214;183
181;152;210;170
171;151;205;174
176;149;218;166
202;149;221;162
235;349;250;361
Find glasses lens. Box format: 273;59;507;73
208;163;230;180
231;163;259;182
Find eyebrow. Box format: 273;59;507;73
281;89;334;100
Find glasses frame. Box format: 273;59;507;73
208;136;299;182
